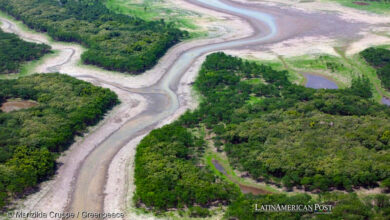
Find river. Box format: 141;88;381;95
67;0;282;216
0;0;375;218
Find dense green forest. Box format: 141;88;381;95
134;124;240;213
180;52;390;191
0;29;51;74
226;193;390;219
0;0;187;73
0;74;118;209
134;52;390;218
361;47;390;90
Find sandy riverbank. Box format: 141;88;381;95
1;0;389;219
0;1;253;219
224;0;390;59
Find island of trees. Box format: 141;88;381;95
0;0;187;73
0;73;118;209
0;29;51;74
134;52;390;219
361;47;390;91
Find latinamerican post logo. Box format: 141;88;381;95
255;204;333;214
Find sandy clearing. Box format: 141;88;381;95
0;99;38;113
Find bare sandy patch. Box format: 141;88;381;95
1;99;38;113
233;0;390;24
347;32;390;55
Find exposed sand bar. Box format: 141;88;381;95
0;0;384;219
0;1;253;219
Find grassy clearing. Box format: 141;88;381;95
189;126;279;194
350;53;390;100
251;59;304;85
334;47;390;101
203;143;281;194
105;0;206;38
249;51;389;103
283;54;352;88
327;0;390;14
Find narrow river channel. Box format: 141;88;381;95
2;0;387;217
67;0;282;215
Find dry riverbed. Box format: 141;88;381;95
1;0;389;219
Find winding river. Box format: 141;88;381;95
1;0;281;216
67;0;282;216
0;0;386;218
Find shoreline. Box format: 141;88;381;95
0;0;257;218
1;0;389;219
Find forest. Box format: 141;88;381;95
361;47;390;90
134;123;240;213
134;52;390;218
0;0;187;73
0;73;118;209
180;52;390;191
0;29;51;74
226;193;390;219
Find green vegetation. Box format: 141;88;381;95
179;52;390;192
0;29;51;74
261;53;390;102
0;73;118;209
226;193;390;219
105;0;202;37
330;0;390;14
361;47;390;91
134;52;390;218
284;54;353;87
134;124;240;212
204;150;280;194
0;0;187;73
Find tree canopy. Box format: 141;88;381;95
361;47;390;90
133;52;390;218
0;29;51;74
181;53;390;191
134;124;240;212
0;0;187;73
0;73;118;209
